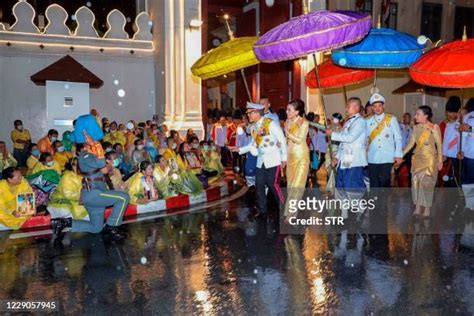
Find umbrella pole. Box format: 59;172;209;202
312;53;334;170
240;69;252;102
342;85;348;103
459;89;464;187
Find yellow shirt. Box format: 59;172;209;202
54;152;73;172
11;129;31;150
26;156;39;176
0;179;33;229
49;171;88;220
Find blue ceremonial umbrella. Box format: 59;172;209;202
331;27;425;69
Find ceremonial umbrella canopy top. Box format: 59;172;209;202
331;26;426;69
409;32;474;88
253;10;372;63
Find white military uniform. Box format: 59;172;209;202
239;117;287;168
239;104;287;215
332;113;368;170
366;113;403;164
443;120;460;159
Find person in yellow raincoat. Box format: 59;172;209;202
48;158;89;220
53;140;73;172
26;143;41;176
103;121;126;147
153;155;178;198
0;167;34;229
202;141;224;176
163;137;203;195
126;161;160;205
30;152;62;175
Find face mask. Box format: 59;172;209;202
203;145;209;151
127;122;134;130
47;161;54;167
191;143;199;149
32;149;40;156
211;145;216;151
137;145;144;150
105;147;112;153
105;128;110;133
333;118;340;124
57;146;65;153
171;143;177;150
113;159;120;168
17;125;23;131
51;136;58;142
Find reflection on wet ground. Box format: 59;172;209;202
0;191;473;315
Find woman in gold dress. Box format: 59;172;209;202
403;105;443;218
284;99;310;216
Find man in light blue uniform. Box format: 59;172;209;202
366;93;403;188
326;97;367;188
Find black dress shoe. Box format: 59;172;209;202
102;224;125;241
51;218;72;236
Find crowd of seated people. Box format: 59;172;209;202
0;110;226;229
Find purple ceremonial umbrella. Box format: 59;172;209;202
254;10;372;63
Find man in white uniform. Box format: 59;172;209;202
233;102;287;217
366;93;403;188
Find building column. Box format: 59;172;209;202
149;0;203;138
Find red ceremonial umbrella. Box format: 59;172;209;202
305;59;374;101
409;28;474;184
409;31;474;88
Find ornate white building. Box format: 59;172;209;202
0;0;203;144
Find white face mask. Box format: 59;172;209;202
137;145;144;150
191;143;199;149
171;143;177;150
57;146;65;153
47;161;54;167
51;136;58;142
127;122;134;130
17;125;23;131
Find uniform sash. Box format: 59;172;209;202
368;114;393;145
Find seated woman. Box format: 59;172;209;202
163;137;203;195
202;141;224;176
28;152;61;207
53;140;73;172
153;155;178;198
126;161;160;205
48;158;89;220
26;143;40;176
0;167;34;229
104;151;126;191
131;139;151;173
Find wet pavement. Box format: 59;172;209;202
0;190;474;315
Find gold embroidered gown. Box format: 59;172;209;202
285;117;310;215
403;123;443;207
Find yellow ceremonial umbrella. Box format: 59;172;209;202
191;15;258;101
